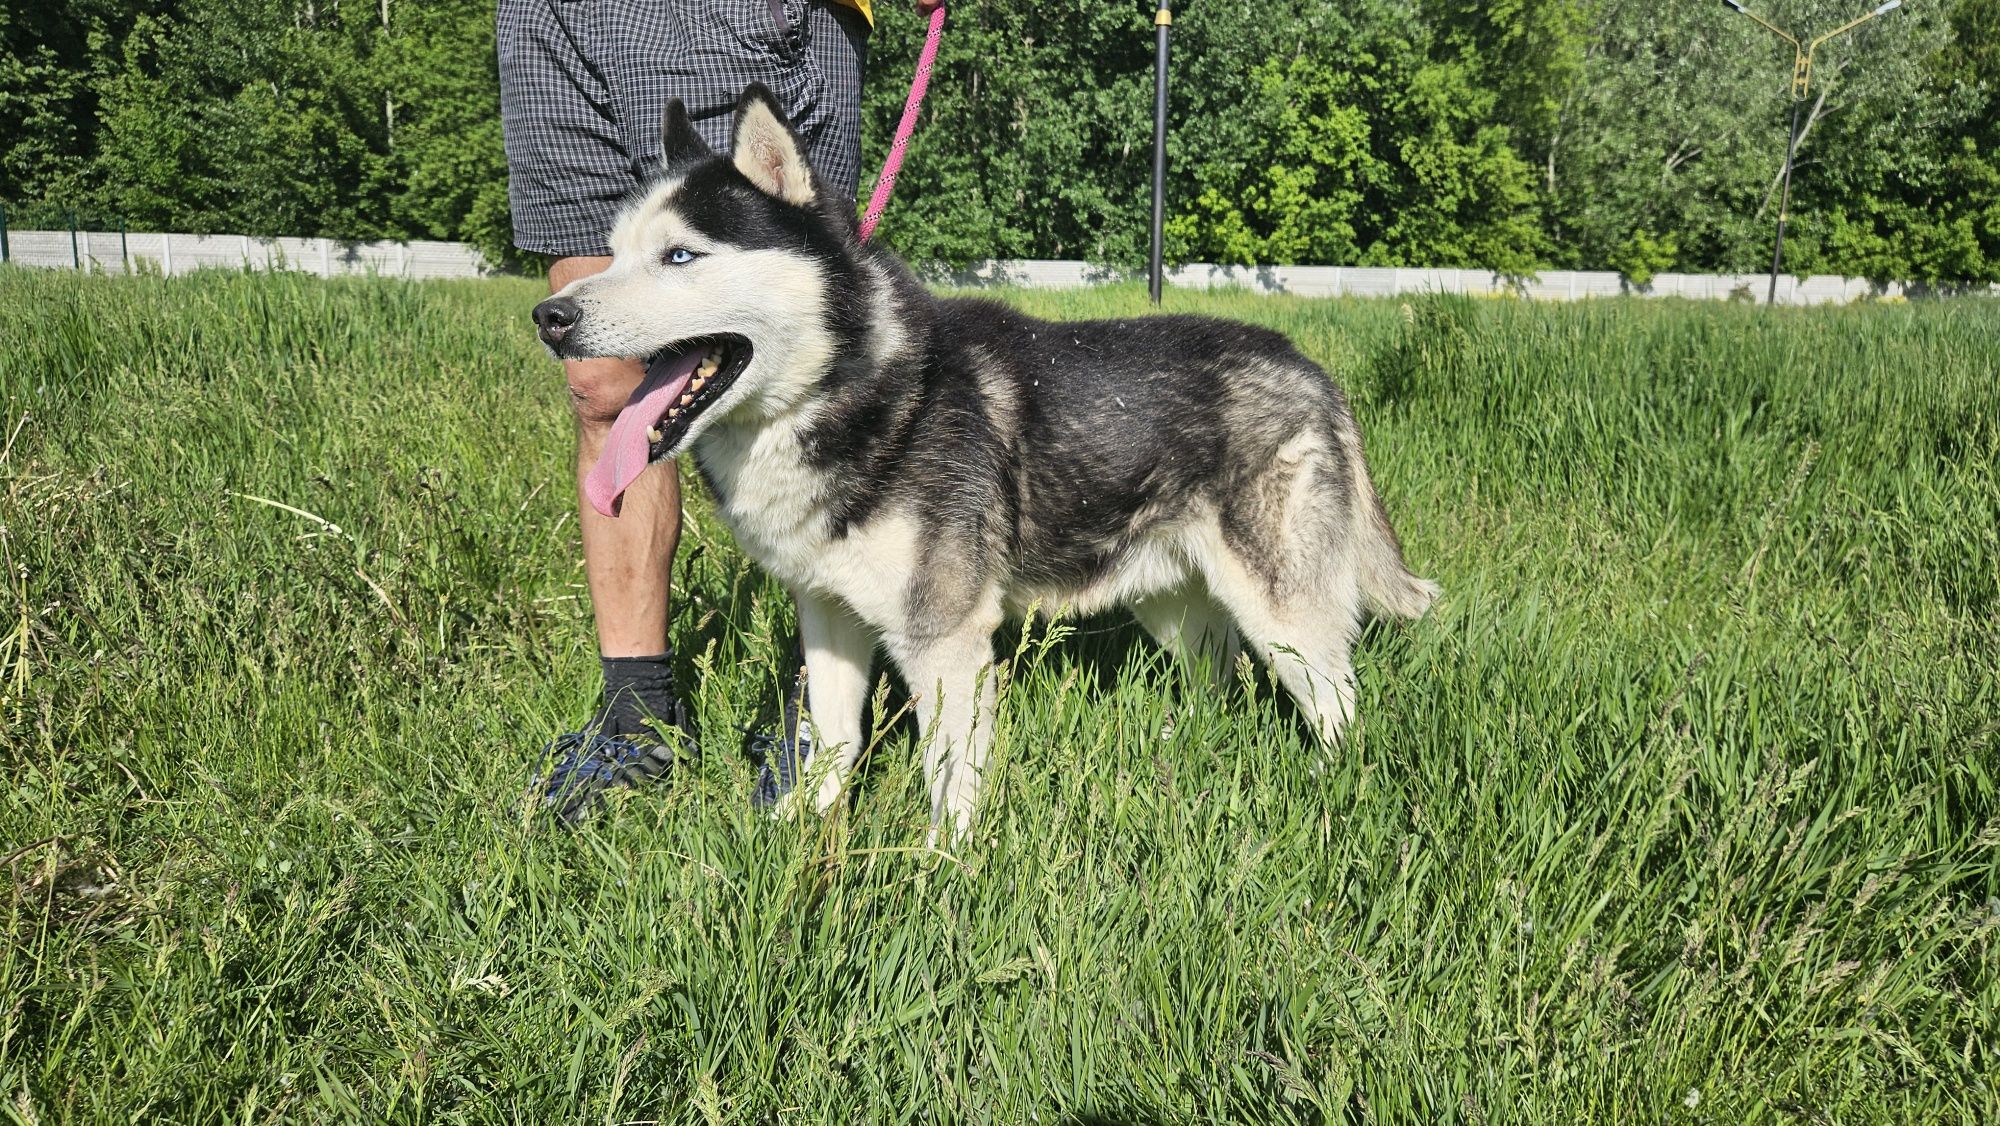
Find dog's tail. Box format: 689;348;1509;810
1355;481;1440;622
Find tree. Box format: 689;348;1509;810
1;0;1993;281
89;0;396;236
859;0;1157;265
376;0;513;266
1809;0;2000;282
1164;0;1545;272
1545;0;1955;278
0;0;148;211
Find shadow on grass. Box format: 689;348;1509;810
1060;1111;1175;1126
715;604;1427;787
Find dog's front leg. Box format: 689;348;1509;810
891;622;1000;842
795;589;877;816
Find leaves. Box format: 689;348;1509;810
1;0;1995;280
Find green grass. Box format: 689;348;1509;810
2;266;1996;1123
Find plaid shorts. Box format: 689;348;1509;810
498;0;869;257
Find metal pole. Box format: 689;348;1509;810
0;203;9;264
69;210;81;269
1768;100;1802;304
1149;0;1171;305
120;220;130;275
1723;1;1903;306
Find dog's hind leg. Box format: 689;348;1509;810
1189;509;1366;748
1131;581;1241;686
1224;575;1364;747
795;590;878;816
888;610;1001;842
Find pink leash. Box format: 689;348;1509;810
857;5;946;241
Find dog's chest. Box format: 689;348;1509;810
694;424;917;628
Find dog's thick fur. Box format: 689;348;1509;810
538;87;1438;836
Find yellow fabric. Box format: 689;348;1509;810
830;0;873;27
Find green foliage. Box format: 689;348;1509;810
0;0;140;202
2;0;517;263
1168;51;1382;266
375;0;516;268
1;0;1997;281
4;269;1997;1119
1609;226;1679;286
860;0;1158;264
88;1;392;236
1808;0;2000;284
1165;15;1544;273
1425;0;1595;145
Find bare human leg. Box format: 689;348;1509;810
537;256;688;824
551;255;684;660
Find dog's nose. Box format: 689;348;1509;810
533;297;581;347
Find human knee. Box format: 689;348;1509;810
565;358;640;431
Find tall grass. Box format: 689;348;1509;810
2;267;1995;1122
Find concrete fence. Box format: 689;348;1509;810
943;259;1969;303
2;229;490;279
7;228;1988;303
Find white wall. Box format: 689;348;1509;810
4;230;489;279
8;230;1980;303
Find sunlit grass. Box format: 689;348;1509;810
3;267;1995;1122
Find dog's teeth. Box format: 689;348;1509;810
679;393;693;406
668;407;681;418
647;426;662;442
691;375;706;389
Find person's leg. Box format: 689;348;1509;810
534;255;692;824
502;0;693;821
789;0;870;204
551;254;684;662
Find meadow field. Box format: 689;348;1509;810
2;267;1995;1122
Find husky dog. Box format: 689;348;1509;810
533;86;1438;837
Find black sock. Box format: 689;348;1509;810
595;652;688;744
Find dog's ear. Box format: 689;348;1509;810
661;98;713;172
730;84;816;206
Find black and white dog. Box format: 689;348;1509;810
534;86;1437;838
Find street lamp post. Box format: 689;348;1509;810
1719;0;1904;304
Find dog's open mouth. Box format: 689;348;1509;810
639;336;752;461
581;335;752;518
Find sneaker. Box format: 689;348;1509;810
537;731;677;826
748;660;812;811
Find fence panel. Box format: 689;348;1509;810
3;225;1982;303
0;228;495;279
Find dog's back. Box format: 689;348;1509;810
902;297;1434;629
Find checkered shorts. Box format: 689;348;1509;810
498;0;869;257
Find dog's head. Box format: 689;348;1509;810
533;86;852;512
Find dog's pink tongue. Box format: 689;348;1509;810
583;350;703;517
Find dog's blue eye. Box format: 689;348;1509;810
665;248;696;265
